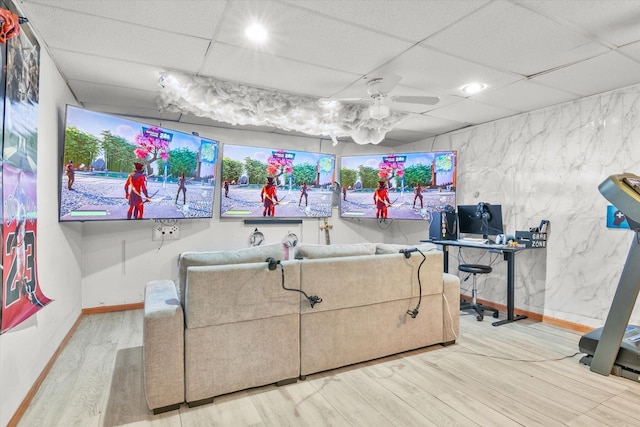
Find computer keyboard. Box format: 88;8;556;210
459;237;488;244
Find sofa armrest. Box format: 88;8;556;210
143;280;184;413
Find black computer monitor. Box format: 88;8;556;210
458;203;504;239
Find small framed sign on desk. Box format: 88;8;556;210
515;231;547;248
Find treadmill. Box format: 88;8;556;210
579;173;640;381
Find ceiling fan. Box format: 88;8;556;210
332;75;440;120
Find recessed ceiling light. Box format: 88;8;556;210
245;22;268;44
461;82;486;95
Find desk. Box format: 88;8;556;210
425;239;528;326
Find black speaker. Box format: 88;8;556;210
429;212;458;240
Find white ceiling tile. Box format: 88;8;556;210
618;40;640;63
70;80;159;110
284;0;490;42
531;51;640;97
51;49;164;92
397;114;469;135
202;43;361;97
20;5;210;71
520;0;640;47
473;80;579;113
374;45;524;96
21;0;228;39
428;100;519;125
213;0;413;75
423;1;610;76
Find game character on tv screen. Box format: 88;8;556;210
413;183;423;209
175;172;187;205
261;176;278;217
299;181;308;207
124;162;150;219
374;180;391;219
65;160;74;190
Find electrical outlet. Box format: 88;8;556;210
153;224;180;241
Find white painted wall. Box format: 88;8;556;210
0;48;82;426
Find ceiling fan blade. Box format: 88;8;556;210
391;95;440;105
320;97;367;102
335;97;369;102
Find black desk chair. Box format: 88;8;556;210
458;264;499;321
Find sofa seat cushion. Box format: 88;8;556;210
300;295;443;375
185;313;300;403
295;242;377;259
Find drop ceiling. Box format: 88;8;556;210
15;0;640;147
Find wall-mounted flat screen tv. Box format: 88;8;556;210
59;105;218;222
340;151;456;220
220;144;335;218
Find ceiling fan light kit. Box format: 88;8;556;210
369;98;390;120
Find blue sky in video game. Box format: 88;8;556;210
65;105;218;154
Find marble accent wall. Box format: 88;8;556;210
430;84;640;328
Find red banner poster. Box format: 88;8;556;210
2;163;51;332
0;7;50;333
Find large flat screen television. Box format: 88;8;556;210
59;105;219;222
340;151;456;220
220;144;336;218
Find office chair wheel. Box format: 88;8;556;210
476;314;483;321
493;311;499;318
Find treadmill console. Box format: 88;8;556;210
598;173;640;229
624;177;640;196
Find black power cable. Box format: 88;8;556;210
266;258;322;308
399;248;426;318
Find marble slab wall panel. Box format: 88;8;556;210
429;84;640;328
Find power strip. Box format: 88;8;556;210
152;224;180;241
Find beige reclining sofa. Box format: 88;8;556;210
143;242;460;414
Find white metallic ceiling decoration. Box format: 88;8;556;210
157;71;410;145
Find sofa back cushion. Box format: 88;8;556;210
375;242;438;255
177;243;287;306
295;243;377;259
299;251;444;313
184;261;301;329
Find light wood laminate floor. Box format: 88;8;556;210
17;309;640;426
